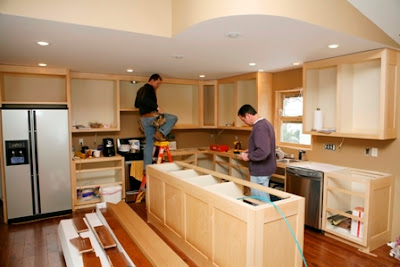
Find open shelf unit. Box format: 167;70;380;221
71;155;125;210
322;168;394;253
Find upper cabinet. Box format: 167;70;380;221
0;65;70;106
71;72;120;132
119;80;146;111
157;79;199;128
217;72;272;130
303;48;399;140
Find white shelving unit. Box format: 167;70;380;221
71;155;125;210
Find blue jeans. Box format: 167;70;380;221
250;175;271;202
141;113;178;168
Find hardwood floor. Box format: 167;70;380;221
0;202;399;267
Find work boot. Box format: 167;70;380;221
153;130;166;141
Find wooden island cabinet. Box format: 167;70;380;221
146;162;305;267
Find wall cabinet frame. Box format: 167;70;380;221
217;72;273;130
0;65;70;106
303;48;399;139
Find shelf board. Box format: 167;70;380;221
326;186;365;198
76;166;122;173
324;222;364;246
1;101;68;105
120;108;139;112
72;127;119;133
76;180;122;189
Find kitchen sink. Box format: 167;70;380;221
276;159;299;163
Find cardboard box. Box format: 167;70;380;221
351;206;364;238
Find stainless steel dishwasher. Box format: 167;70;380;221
286;166;324;230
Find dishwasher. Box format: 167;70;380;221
286;166;324;230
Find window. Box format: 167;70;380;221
275;89;311;148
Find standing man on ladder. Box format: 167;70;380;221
135;74;178;173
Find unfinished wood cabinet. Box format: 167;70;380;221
200;80;217;128
71;155;125;211
71;73;120;132
146;162;305;267
0;65;70;105
217;72;273;130
322;168;394;254
119;80;146;111
303;48;399;139
157;80;200;128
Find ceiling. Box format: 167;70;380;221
0;1;399;80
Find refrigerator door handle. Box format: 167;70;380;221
27;110;37;215
32;110;41;214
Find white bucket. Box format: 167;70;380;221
99;185;122;204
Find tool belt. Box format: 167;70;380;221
141;112;158;118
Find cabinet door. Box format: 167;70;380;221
235;79;257;127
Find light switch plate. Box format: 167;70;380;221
371;147;378;157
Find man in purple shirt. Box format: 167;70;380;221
238;104;276;201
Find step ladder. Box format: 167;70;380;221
135;141;172;203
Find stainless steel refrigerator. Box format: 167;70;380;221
2;106;71;223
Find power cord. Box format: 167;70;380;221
237;195;308;267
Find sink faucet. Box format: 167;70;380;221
298;150;306;160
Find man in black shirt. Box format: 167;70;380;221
135;74;178;169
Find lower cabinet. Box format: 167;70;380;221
322;168;394;253
146;162;305;267
71;155;125;211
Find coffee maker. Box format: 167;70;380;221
103;138;115;157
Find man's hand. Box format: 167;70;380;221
239;150;249;161
157;106;164;113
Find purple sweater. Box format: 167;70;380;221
248;118;276;176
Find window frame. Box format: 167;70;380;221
275;88;311;149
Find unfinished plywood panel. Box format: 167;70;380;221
147;162;305;267
107;201;188;267
165;183;183;235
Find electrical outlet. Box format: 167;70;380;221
371;147;378;157
235;136;238;140
79;138;84;145
211;134;214;139
324;144;336;151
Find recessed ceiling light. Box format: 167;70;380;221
292;62;301;66
38;63;47;67
172;55;184;59
199;74;205;78
258;69;264;72
37;41;49;46
225;32;241;39
249;62;256;66
126;69;133;73
328;44;339;49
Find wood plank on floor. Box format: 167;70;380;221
106;201;188;267
69;236;93;254
93;225;116;249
